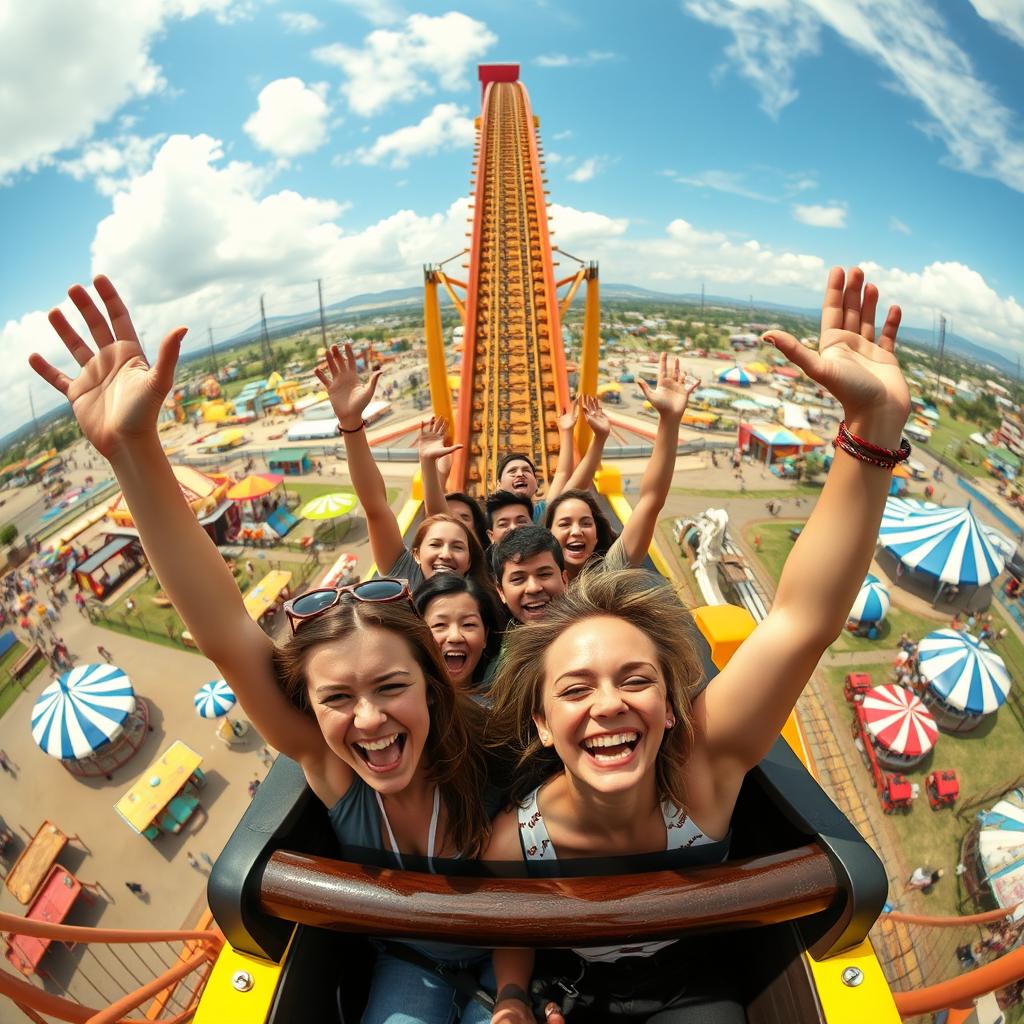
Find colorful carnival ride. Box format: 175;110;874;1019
1;63;1022;1024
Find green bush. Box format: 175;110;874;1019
0;523;17;546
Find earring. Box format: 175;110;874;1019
538;731;550;745
665;717;675;729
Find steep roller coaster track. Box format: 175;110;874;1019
451;69;571;495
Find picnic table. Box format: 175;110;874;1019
4;865;83;976
114;741;204;838
4;822;68;905
242;569;292;622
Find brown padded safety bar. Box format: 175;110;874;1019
258;845;838;946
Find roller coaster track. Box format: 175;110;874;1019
452;72;570;494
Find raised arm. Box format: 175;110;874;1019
562;394;611;494
618;356;698;565
703;266;910;775
317;345;405;574
544;404;579;504
418;416;461;518
30;277;327;766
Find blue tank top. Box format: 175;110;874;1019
328;778;484;963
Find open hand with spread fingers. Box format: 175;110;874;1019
557;401;579;433
763;266;910;446
28;276;187;461
636;352;700;420
580;393;610;437
315;343;383;431
418;415;462;462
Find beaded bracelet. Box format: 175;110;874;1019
339;421;366;434
834;420;911;469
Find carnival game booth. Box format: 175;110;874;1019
916;628;1013;733
73;535;144;599
115;740;206;841
857;684;938;771
30;664;150;779
738;422;804;465
194;607;893;1024
878;498;1007;603
960;789;1024;913
107;463;240;547
266;449;313;476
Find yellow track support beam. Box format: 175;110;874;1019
437;271;467;323
574;262;601;456
558;268;586;320
423;268;455;431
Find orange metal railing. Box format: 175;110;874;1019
0;910;222;1024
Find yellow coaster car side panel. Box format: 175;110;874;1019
194;930;294;1024
808;938;900;1023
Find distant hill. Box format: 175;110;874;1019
6;280;1013;451
208;281;1015;377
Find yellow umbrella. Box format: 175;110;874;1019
745;361;770;374
299;493;359;541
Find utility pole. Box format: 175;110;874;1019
28;387;39;442
259;295;275;373
208;327;219;377
317;279;328;349
700;282;705;318
935;314;946;397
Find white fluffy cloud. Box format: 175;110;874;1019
279;11;323;33
968;0;1024;48
568;158;600;183
58;134;165;196
355;103;476;168
0;0;253;184
334;0;405;25
244;78;331;158
793;203;847;228
534;50;617;68
684;0;1024;194
313;12;496;116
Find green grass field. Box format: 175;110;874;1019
0;639;48;721
741;519;806;584
822;662;1024;918
923;415;987;479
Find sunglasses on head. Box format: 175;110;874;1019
283;578;415;634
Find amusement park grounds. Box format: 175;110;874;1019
732;516;1024;919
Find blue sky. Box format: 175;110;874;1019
3;0;1024;430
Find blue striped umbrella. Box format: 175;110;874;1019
878;500;1006;585
194;679;237;719
717;366;752;387
31;664;135;760
917;629;1011;715
848;573;891;623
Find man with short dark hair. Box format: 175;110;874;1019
484;489;534;546
490;525;567;624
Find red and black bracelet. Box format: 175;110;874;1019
833;420;911;469
339;421;366;434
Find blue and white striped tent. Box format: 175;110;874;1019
917;629;1012;715
977;789;1024;910
848;573;891;623
31;663;135;760
717;366;753;387
878;499;1006;586
194;679;237;719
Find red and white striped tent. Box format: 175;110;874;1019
862;684;938;758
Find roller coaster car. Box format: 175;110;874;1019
198;610;893;1024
